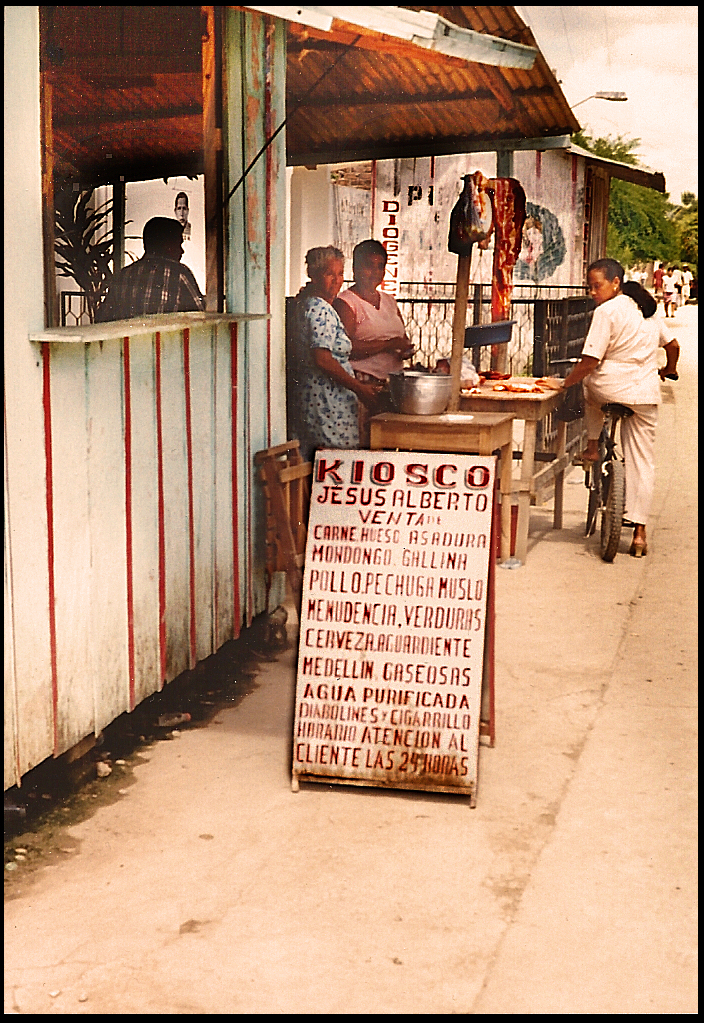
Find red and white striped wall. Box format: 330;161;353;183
4;7;288;787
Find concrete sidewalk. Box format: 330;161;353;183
4;307;697;1014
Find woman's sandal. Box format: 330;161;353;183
629;537;648;558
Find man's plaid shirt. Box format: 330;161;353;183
96;256;205;321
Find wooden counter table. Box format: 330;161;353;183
369;410;515;563
458;380;572;564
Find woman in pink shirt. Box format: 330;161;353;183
334;239;414;444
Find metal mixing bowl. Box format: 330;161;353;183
388;371;453;415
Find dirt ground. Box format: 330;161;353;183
4;305;698;1014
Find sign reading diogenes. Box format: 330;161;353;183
291;449;496;802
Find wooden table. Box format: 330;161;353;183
459;379;567;564
369;410;515;563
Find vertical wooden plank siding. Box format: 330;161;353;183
230;321;242;637
262;16;288;609
155;333;168;686
264;19;274;451
182;329;198;668
122;336;137;708
159;330;191;682
224;8;252;626
50;345;96;752
242;13;266;625
21;322;250;768
4;398;21;788
202;5;225;311
4;8;55;784
41;345;60;753
85;339;130;731
6;2;288;786
186;326;218;664
224;9;288;620
124;334;160;710
265;16;288;451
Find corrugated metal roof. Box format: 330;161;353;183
247;6;539;68
43;6;204;182
285;5;580;164
44;6;580;183
568;143;666;194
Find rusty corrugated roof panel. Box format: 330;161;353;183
568;143;666;193
284;5;580;164
43;6;204;182
45;6;580;182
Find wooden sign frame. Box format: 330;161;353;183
291;449;496;805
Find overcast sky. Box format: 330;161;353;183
517;6;698;204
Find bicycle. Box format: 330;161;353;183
551;356;678;561
549;359;628;561
581;367;679;560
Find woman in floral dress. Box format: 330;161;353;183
292;246;381;461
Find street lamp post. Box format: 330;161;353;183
573;91;628;108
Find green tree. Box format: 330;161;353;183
672;192;698;274
573;131;679;267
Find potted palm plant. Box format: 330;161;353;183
54;183;115;323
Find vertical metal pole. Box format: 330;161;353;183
449;252;471;411
496;149;514;178
533;298;547;377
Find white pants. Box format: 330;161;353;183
585;383;658;526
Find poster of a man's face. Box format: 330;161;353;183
174;191;191;239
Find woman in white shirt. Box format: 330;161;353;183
559;258;680;557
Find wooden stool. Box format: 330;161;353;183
254;441;312;608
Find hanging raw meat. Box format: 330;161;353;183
448;171;495;256
490;178;527;321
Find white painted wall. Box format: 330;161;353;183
4;5;54;785
124;176;206;294
286;151;588;294
4;6;290;788
288;166;335;293
373;154;499;290
512;149;585;286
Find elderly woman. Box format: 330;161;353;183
292;246;382;461
560;258;679;557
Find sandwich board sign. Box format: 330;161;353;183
291;448;495;805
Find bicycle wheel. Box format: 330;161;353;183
585;464;600;536
585;433;607;537
600;459;626;561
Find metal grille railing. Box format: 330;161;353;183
61;291;92;327
385;282;588;377
532;294;593;455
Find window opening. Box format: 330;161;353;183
40;6;215;326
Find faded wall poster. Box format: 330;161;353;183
292;449;495;801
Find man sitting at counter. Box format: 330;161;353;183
96;217;204;322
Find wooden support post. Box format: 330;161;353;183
553;419;567;530
39;42;58;328
202;5;224;312
449;252;472;411
515;420;537;564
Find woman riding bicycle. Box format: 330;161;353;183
558;258;680;557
